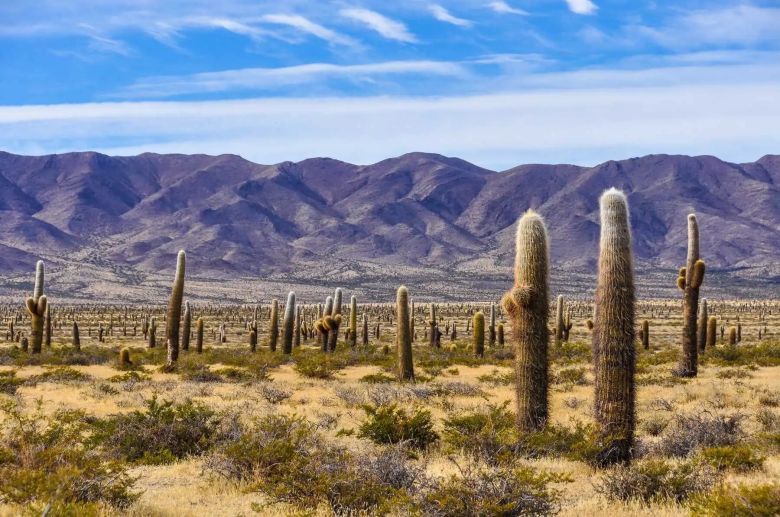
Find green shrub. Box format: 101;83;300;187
107;371;151;383
360;372;397;384
294;354;338;379
517;420;599;463
554;366;589;386
0;370;23;395
702;341;780;367
594;459;717;504
689;483;780;517
421;464;566;516
550;341;591;365
0;401;137;510
477;369;513;386
181;365;224;383
358;404;438;450
93;395;220;464
25;366;92;385
442;402;516;464
700;445;764;472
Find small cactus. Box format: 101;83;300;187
182;301;192;351
196;317;204;353
72;321;80;350
349;295;358;348
119;347;132;368
396;286;414;381
362;313;369;346
706;316;717;349
497;323;504;346
269;299;279;352
489;303;496;346
148;317;157;348
728;326;737;345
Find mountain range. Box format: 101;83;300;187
0;150;777;301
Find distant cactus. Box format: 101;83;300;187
326;289;343;352
25;261;47;354
248;319;257;352
362;314;369;346
182;301;192;351
497;323;504;346
119;347;131;368
473;311;485;358
72;321;80;350
489;303;496;346
349;296;357;348
428;303;438;348
148;317;156;348
728;326;737;345
269;299;279;352
640;320;649;350
196;317;204;353
293;306;301;349
706;316;717;349
21;336;29;352
165;250;186;370
450;323;457;342
555;295;565;345
586;319;594;330
501;210;549;433
282;292;295;354
592;189;636;466
737;323;742;343
396;286;414;381
696;298;708;352
676;215;705;377
44;303;52;348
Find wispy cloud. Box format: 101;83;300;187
340;8;417;43
429;5;472;27
565;0;598;16
260;14;356;46
116;60;467;98
487;1;529;16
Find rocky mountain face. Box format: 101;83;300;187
0;150;777;300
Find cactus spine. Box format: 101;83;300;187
676;215;705;377
282;292;295;354
25;261;47;354
349;296;357;348
501;210;550;433
592;189;636;466
165;250;186;370
697;298;708;352
396;286;414;381
196;317;204;353
473;311;485;358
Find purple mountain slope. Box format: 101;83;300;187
0;150;777;298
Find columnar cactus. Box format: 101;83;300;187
489;303;496;346
269;299;279;352
72;321;80;350
326;288;343;352
555;295;565;345
349;295;358;348
196;317;204;353
501;210;549;433
641;320;649;350
119;347;132;368
294;306;301;348
697;298;708;352
148;317;157;348
44;303;52;348
182;301;192;351
396;286;414;381
592;189;636;466
318;296;333;351
728;326;737;345
428;303;438;348
165;250;186;370
497;323;504;346
25;260;47;354
362;314;369;346
473;311;485;358
706;316;717;349
248;319;257;352
282;292;295;354
676;215;705;377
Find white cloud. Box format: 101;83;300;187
3;70;778;170
429;5;472;27
340;8;417;42
260;14;356;45
565;0;597;15
488;1;529;15
116;60;467;98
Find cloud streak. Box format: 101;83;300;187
565;0;597;15
488;1;529;15
340;8;417;42
429;5;472;27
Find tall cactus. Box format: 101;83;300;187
44;303;52;348
489;303;496;346
501;210;549;433
25;260;47;354
282;291;295;354
676;215;705;377
592;188;636;466
165;250;186;370
640;320;649;350
555;295;565;345
318;296;333;351
396;286;414;381
72;321;80;350
269;299;279;352
182;301;192;351
349;296;358;348
706;316;716;349
326;288;343;352
148;317;156;348
362;314;369;346
473;311;485;358
293;306;301;349
696;298;708;352
196;317;204;353
428;303;437;347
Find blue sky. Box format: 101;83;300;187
1;0;779;169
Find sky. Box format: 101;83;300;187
1;0;779;170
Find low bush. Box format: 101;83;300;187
477;369;513;386
421;463;567;516
655;412;743;457
0;401;138;511
358;403;438;450
689;483;780;517
699;445;764;472
360;372;397;384
93;395;221;464
442;402;516;464
553;366;589;386
0;370;23;395
24;366;92;385
517;420;599;463
594;459;717;504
